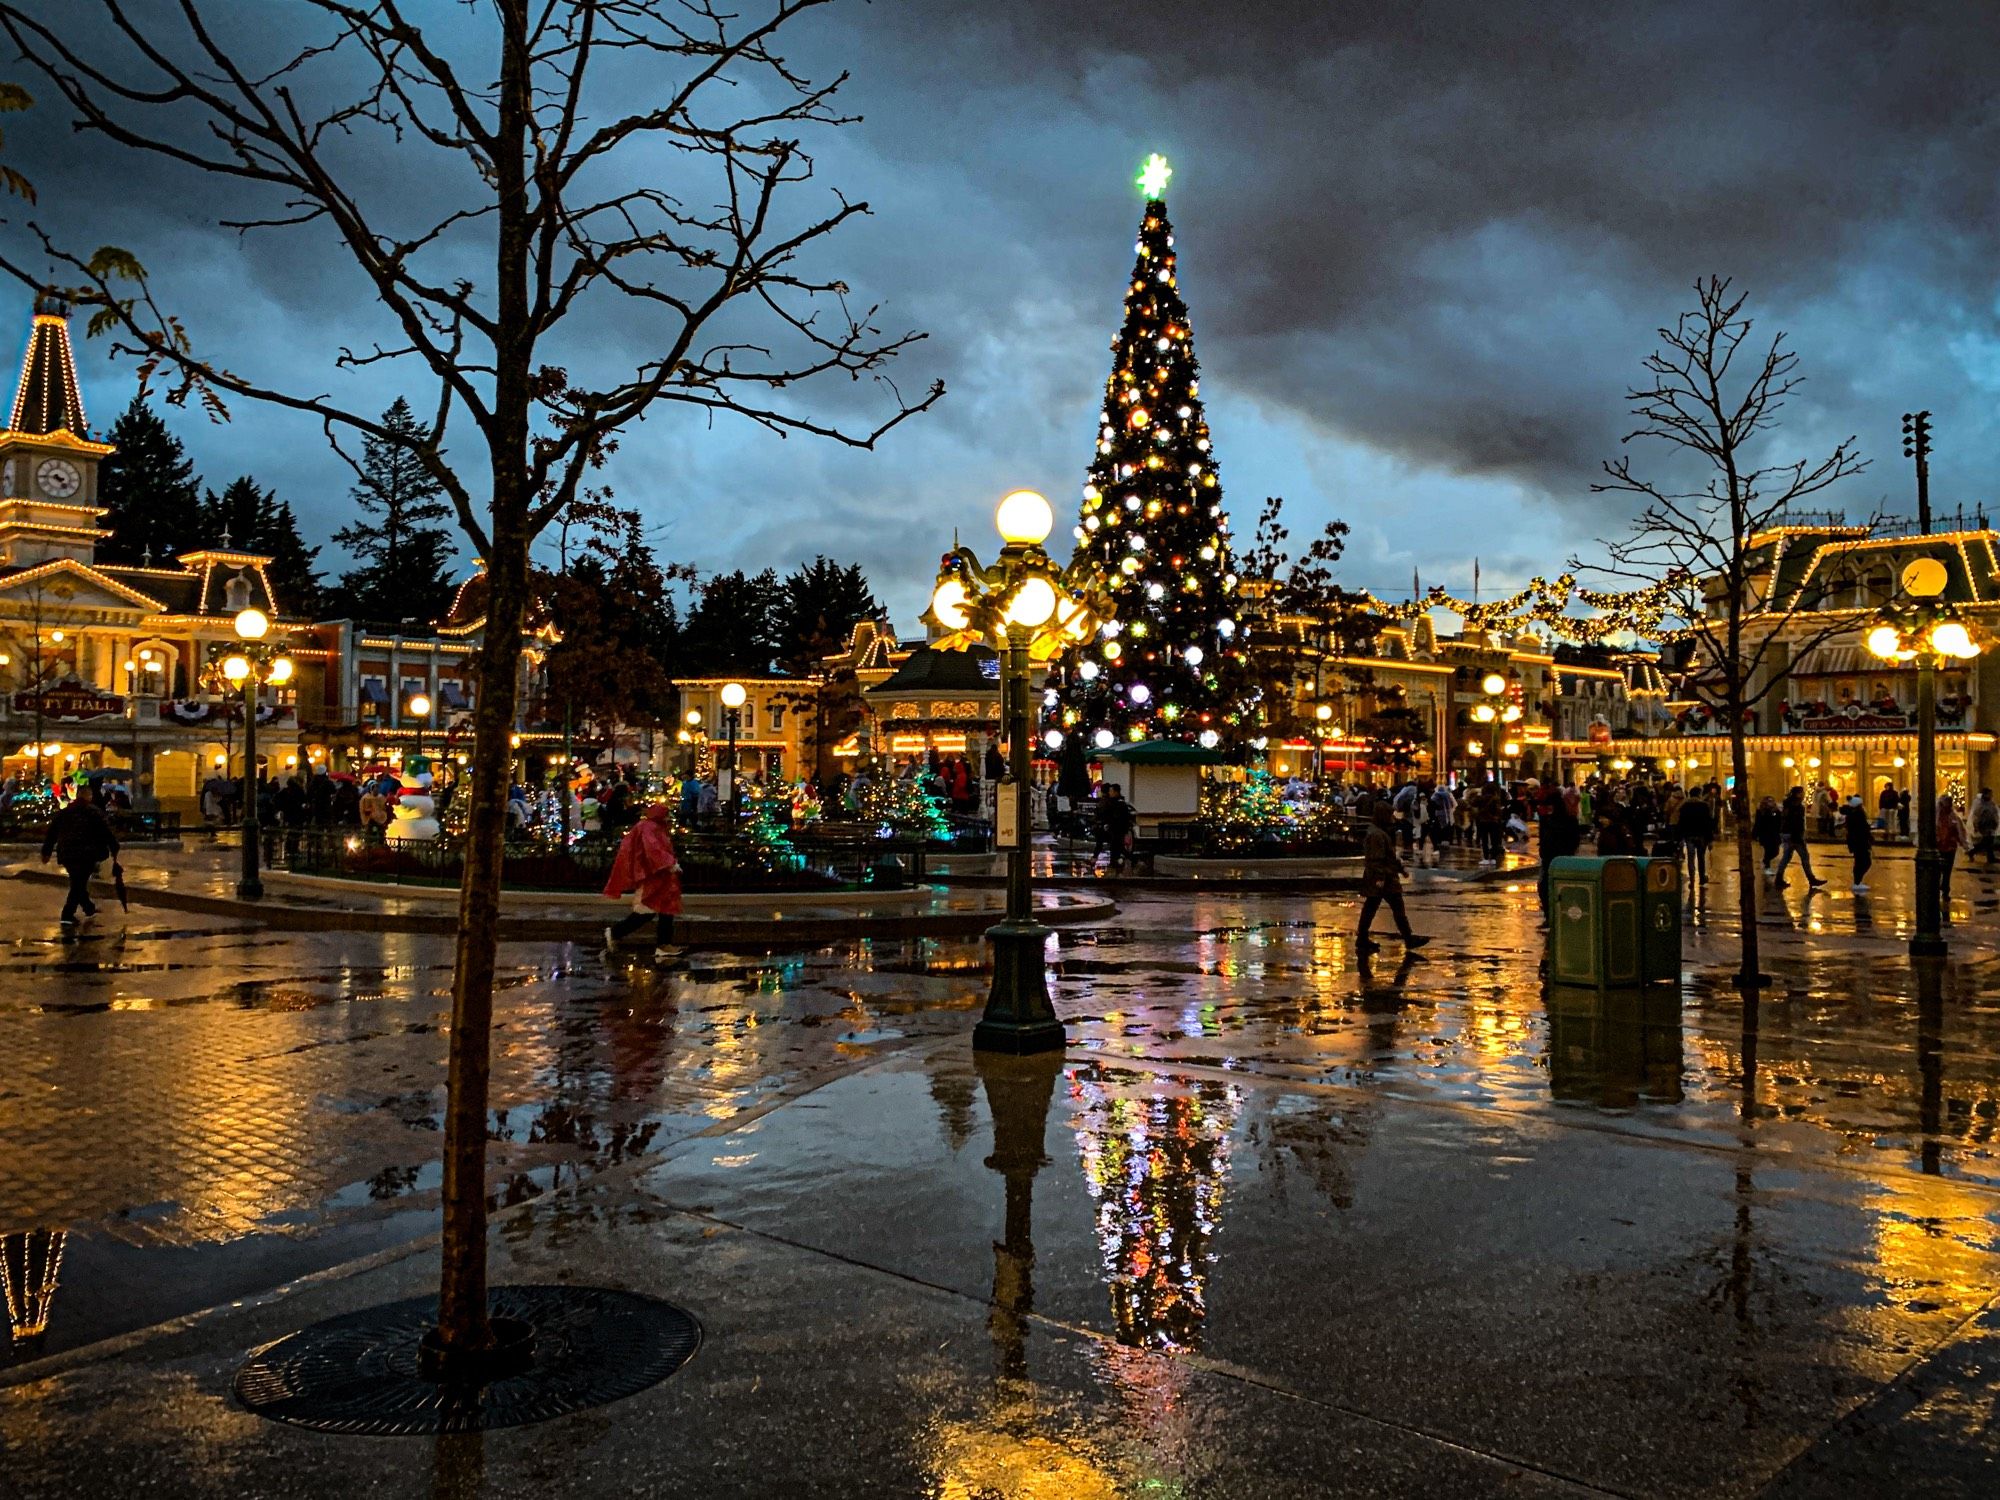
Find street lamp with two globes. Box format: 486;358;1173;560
928;489;1111;1053
222;607;294;899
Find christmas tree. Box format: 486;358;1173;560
858;773;952;842
1056;154;1248;749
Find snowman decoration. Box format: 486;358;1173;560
386;755;442;842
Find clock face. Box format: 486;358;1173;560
35;458;81;499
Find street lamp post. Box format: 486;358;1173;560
1867;557;1982;957
1314;702;1333;781
221;607;294;900
720;682;746;830
407;692;433;759
1470;671;1521;786
929;488;1110;1055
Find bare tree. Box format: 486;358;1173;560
0;0;939;1368
1582;277;1867;991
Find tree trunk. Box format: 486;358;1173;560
435;0;532;1364
435;516;530;1359
1729;720;1761;989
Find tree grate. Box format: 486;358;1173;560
234;1284;700;1435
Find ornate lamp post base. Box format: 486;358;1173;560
973;919;1065;1054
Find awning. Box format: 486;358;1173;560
1100;739;1228;766
439;680;469;709
359;680;388;707
1789;646;1862;677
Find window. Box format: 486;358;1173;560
769;703;786;730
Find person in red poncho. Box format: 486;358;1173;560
603;803;683;955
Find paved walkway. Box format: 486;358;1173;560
4;846;2000;1494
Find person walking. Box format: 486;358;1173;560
603;803;683;958
1972;787;1999;866
1898;788;1912;841
1536;781;1582;915
1842;794;1874;893
1675;785;1715;887
1878;782;1900;837
1474;782;1506;867
1096;783;1138;874
1752;795;1782;877
41;785;120;928
1772;786;1825;889
1357;803;1431;957
1425;781;1456;867
1938;792;1967;914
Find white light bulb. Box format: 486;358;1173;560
1217;618;1237;637
1094;728;1116;750
1129;683;1151;704
1199;729;1220;749
1128;534;1145;551
1147;582;1166;600
1043;729;1064;750
1184;646;1203;666
1078;660;1101;682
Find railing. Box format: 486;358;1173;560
0;809;182;843
277;823;942;891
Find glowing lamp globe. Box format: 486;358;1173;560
1472;704;1497;723
406;690;429;716
222;655;251;684
1930;620;1979;659
234;607;271;642
1866;623;1907;661
1043;729;1064;750
1902;558;1949;599
685;709;702;727
1004;576;1058;628
1503;741;1522;758
1315;704;1333;722
269;656;295;685
930;577;972;631
1093;728;1116;750
995;488;1055;545
720;682;748;710
1481;672;1507;696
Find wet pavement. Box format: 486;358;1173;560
5;843;2000;1493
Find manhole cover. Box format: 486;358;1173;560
234;1284;700;1434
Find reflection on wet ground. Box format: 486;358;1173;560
8;845;2000;1492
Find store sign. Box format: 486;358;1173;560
1796;710;1910;732
13;689;124;722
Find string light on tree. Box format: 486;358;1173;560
1055;154;1249;747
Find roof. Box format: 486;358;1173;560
7;297;87;438
1100;739;1227;765
866;643;1000;696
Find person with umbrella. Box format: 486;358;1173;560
40;784;121;929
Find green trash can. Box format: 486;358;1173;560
1636;856;1682;984
1548;856;1645;987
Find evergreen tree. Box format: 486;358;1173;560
201;475;324;616
544;502;681;728
677;568;785;674
1056;156;1250;747
94;395;204;564
775;556;878;672
330;397;457;621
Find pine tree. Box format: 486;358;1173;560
775;556;878;672
330;397;457;621
1057;156;1249;748
94;395;204;564
677;568;785;674
201;475;324;616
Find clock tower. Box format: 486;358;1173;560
0;292;113;567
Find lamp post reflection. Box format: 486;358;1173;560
975;1050;1063;1384
1;1227;65;1357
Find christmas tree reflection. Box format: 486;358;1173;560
2;1228;66;1353
1070;1062;1241;1353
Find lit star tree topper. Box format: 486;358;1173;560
1053;155;1249;751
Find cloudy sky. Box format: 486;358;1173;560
7;0;1998;624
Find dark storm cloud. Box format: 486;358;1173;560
854;0;2000;500
5;0;1997;617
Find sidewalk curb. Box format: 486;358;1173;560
3;868;1118;947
